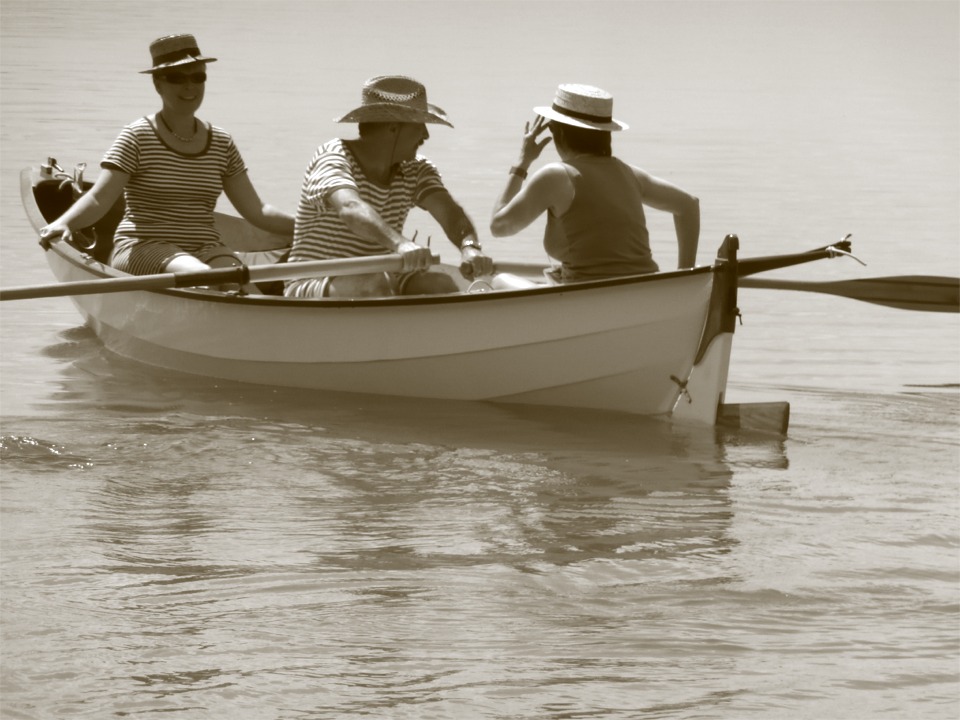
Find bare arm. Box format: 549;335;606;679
634;167;700;269
223;171;294;238
490;164;572;237
490;116;559;237
327;186;433;272
420;189;493;279
40;168;128;245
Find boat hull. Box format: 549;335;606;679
47;249;714;415
22;166;737;423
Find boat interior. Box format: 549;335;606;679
32;170;297;294
29;164;546;297
34;176;121;265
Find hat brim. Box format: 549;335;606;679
140;56;217;74
534;105;628;132
335;102;453;128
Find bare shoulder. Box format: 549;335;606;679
535;161;571;178
623;162;654;185
531;161;574;190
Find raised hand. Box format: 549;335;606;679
518;115;552;169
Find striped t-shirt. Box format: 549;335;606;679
288;138;445;263
102;117;246;262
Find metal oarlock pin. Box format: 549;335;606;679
827;234;865;266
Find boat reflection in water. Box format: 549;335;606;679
0;325;794;716
29;324;790;569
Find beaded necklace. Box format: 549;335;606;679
158;112;198;143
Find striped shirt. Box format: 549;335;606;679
288;138;445;263
102;117;246;272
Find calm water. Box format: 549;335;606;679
2;2;959;718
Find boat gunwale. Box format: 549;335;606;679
45;241;716;307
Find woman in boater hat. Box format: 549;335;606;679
490;84;699;284
41;34;294;283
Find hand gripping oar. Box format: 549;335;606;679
739;275;960;313
0;253;436;302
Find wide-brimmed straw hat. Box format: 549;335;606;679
335;75;453;127
139;34;217;74
534;83;628;132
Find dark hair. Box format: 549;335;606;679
549;121;612;157
357;122;388;138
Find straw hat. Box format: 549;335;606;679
335;75;453;127
139;34;217;74
534;84;628;132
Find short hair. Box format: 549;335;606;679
549;121;612;157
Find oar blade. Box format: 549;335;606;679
840;276;959;313
739;275;960;313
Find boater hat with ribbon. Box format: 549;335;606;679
139;34;218;74
534;83;628;132
335;75;453;128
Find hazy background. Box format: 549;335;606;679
2;2;958;718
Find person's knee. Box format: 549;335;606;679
164;254;211;273
401;271;458;295
327;272;393;298
491;272;538;290
207;254;244;269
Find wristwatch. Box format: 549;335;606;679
460;238;483;252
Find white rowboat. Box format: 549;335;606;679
21;161;873;433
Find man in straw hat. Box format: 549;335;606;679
490;83;699;285
284;75;493;298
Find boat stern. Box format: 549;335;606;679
672;234;791;434
671;235;740;426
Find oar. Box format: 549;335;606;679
739;275;960;313
736;236;858;277
494;238;863;282
0;253;428;301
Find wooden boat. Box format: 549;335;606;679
17;159;867;433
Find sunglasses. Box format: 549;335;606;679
160;72;207;85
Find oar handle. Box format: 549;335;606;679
245;253;424;283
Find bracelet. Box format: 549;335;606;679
461;238;483;252
509;165;528;180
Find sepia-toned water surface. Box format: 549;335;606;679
1;2;958;718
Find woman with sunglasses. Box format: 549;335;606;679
40;34;294;279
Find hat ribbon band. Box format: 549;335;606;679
552;103;612;124
152;47;201;66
